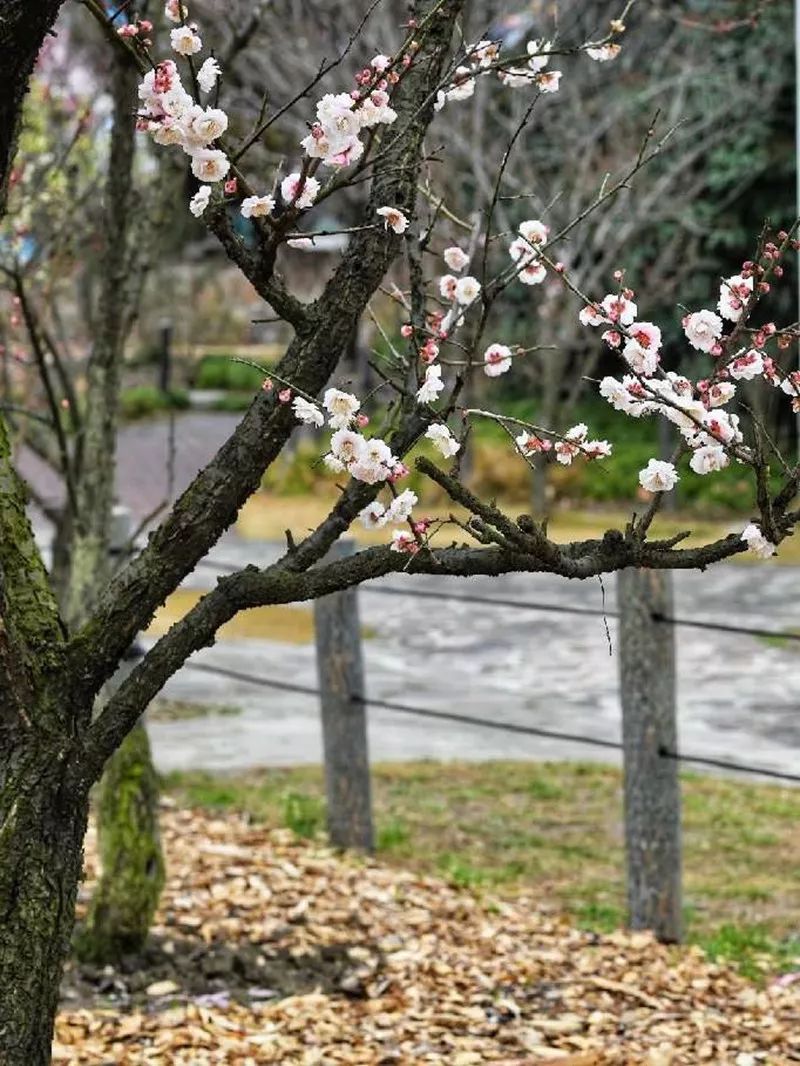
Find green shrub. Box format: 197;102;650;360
120;386;189;420
193;355;268;391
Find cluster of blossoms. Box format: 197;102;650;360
137;49;228;194
301;72;398;170
433;18;624;111
140;4;400;223
437;37;563;106
578;234;800;558
117;17;153;42
515;423;611;465
288;385;458;552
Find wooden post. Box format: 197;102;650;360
618;567;682;943
314;540;374;851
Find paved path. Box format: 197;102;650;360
18;413;800;779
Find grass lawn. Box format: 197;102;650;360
164;760;800;981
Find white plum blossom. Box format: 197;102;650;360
391;529;418;553
623;322;662;377
706;381;736;407
425;423;460;457
359;501;388;529
197;57;221;93
417;364;444;403
386;489;418;524
322;452;345;473
170;25;202;55
579;304;605;327
240;195;275;218
281;173;320;209
518;260;546;285
189;185;211;217
583;439;613;459
527;39;552;73
729;349;764;381
443;246;469;272
689;444;729;475
323;388;360;429
741;522;776;558
377;206;408;233
718;273;754;323
359;90;397;128
684;309;723;353
330;428;365;465
188;107;228;144
601;293;638;326
455;276;481;306
639;459;679;493
371;54;392;72
483;343;513;377
447;67;476;101
471;39;500;68
554;422;588;465
498;67;536;89
515;431;552;455
519;219;548;247
164;0;187;22
439;274;458;300
189;148;230;183
586;44;621;61
536;71;562;93
292;397;324;427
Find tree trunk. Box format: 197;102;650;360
76;721;164;963
0;748;89;1065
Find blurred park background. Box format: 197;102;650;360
7;0;800;999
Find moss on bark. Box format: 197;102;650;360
76;722;165;962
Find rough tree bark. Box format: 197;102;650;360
76;718;164;962
0;417;92;1065
61;50;165;966
0;0;69;211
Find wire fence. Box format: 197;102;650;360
181;557;800;942
183;660;800;786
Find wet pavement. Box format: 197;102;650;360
146;531;800;781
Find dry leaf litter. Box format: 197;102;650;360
54;805;800;1064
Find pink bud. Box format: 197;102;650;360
278;388;292;402
356;413;370;427
758;281;770;294
774;265;784;278
401;324;413;338
554;261;564;273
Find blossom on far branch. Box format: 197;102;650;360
425;423;460;458
741;522;777;559
377;206;409;234
639;459;680;493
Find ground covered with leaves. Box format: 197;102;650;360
55;804;800;1064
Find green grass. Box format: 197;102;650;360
164;760;800;979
